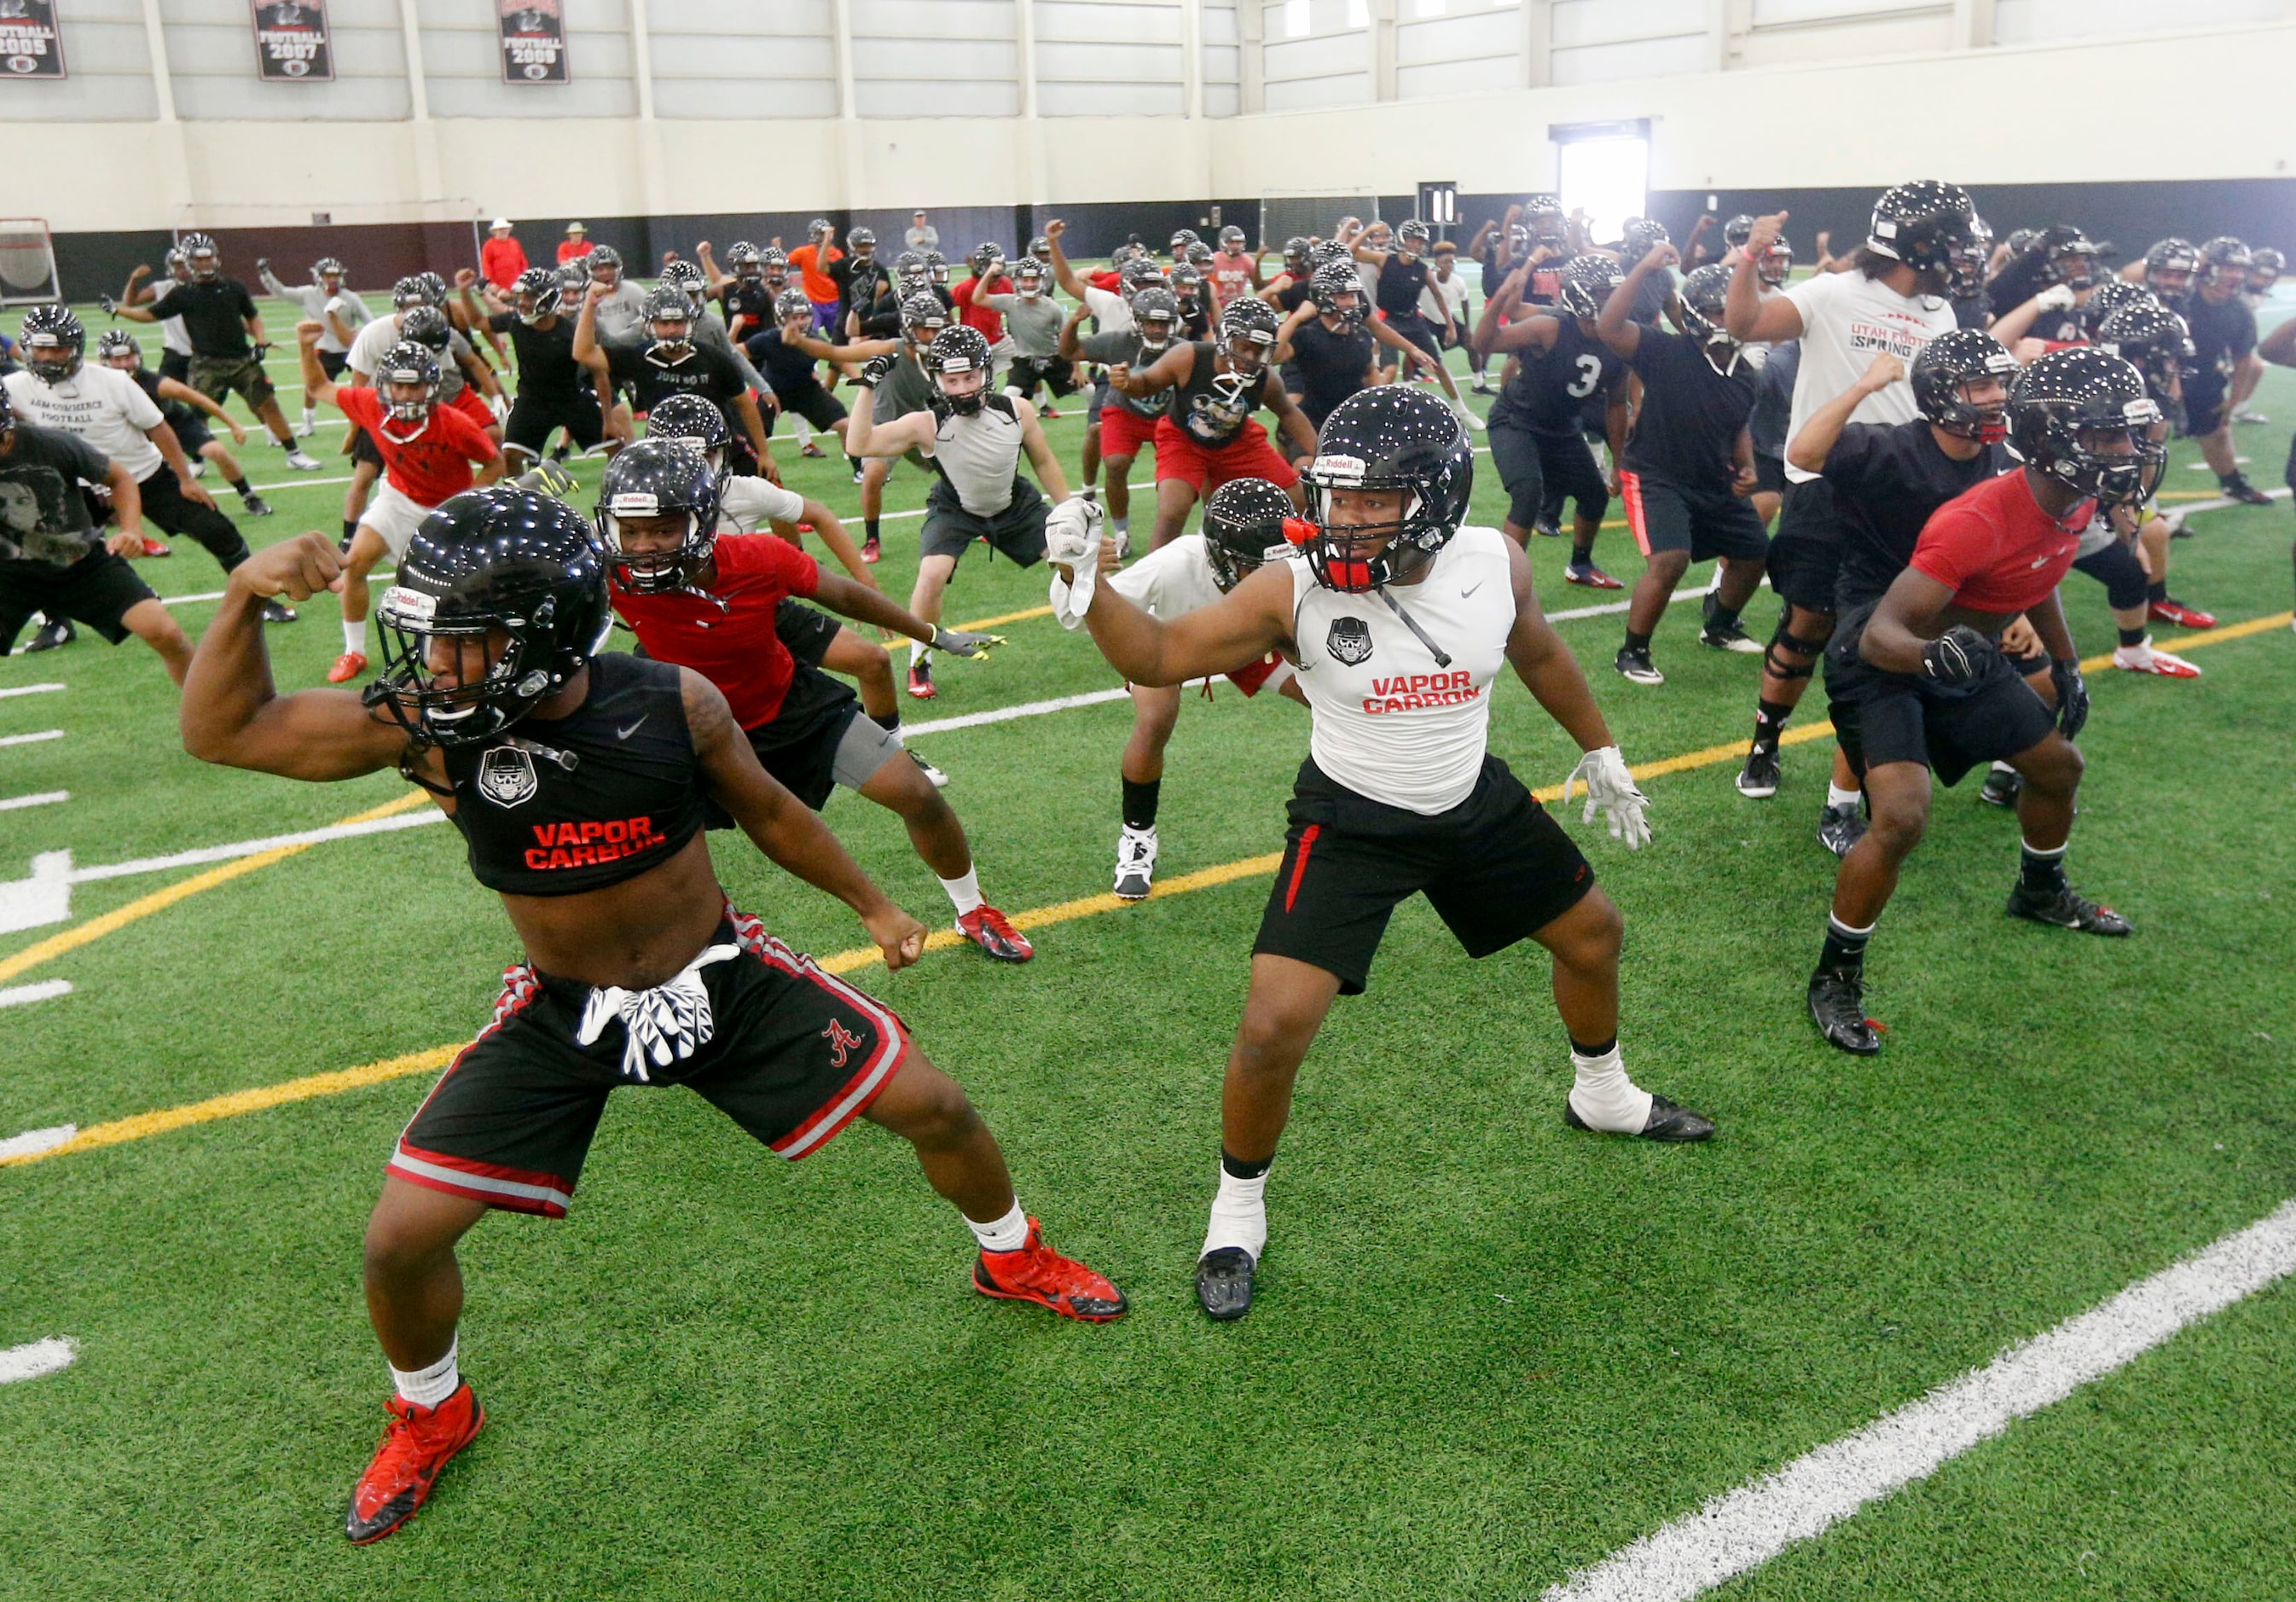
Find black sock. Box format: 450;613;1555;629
1220;1148;1273;1181
864;517;880;543
1122;775;1161;831
1568;1034;1617;1059
229;477;254;497
2020;842;2068;893
2145;580;2167;603
1623;629;1653;655
341;518;358;541
2118;624;2148;647
1752;697;1794;756
870;709;900;733
846;456;863;476
1571;537;1595;563
1818;914;1872;975
1707;599;1744;633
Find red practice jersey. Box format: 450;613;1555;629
607;534;820;730
335;386;499;506
1910;467;2091;615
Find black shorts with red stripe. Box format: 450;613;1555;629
386;908;907;1217
1253;755;1595;996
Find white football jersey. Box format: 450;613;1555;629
4;364;165;481
1288;523;1515;815
716;473;804;533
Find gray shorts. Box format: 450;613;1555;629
920;474;1047;567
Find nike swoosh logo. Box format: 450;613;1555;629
616;716;647;740
1462;580;1486;598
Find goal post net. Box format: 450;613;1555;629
0;219;61;306
1258;193;1381;251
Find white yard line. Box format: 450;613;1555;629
159;569;394;609
67;810;446;885
0;792;68;812
0;979;71;1008
1542;1196;2296;1602
0;730;63;749
0;683;66;699
0;1337;78;1385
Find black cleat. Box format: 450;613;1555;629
1979;766;2022;808
1532;516;1563;540
1736;746;1781;798
1818;800;1868;858
23;616;75;653
2218;472;2273;507
1615;646;1664;686
1565;1093;1715;1142
241;493;275;517
1195;1246;1256;1321
2005;882;2133;936
259;598;298;624
1809;966;1881;1054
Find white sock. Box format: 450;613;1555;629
791;415;815;447
342;617;367;655
389;1338;459;1408
301;406;316;429
1202;1161;1270;1260
966;1198;1029;1254
909;638;930;670
1567;1042;1654;1135
1112;515;1129;537
2021;839;2067;861
939;867;983;917
1826;781;1862;810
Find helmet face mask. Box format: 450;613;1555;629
377;341;441;428
644;393;733;477
1013;259;1046;299
1673;265;1740;351
2196;237;2251;301
925;326;994;415
595;439;722;595
1309;262;1365;328
512;268;560;324
98;330;141;370
641;285;695;357
1558;255;1623;322
900;288;948;347
2245;247;2283;294
1523;196;1567;245
1294;386;1473;594
1911;329;2019;442
1864;180;1977;287
1217;299;1280;376
1756;238;1794;289
21;307;84;384
2009;348;2168;510
182;235;222;282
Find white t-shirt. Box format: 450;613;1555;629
1420;270;1469;328
716;473;804;533
1083;283;1135;334
1779;269;1958;483
1288;524;1515;816
350;314;476;398
4;364;165;480
1110;532;1225;618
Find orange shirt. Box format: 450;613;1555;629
787;243;844;305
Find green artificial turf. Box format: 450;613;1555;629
0;292;2291;1599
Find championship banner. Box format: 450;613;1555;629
497;0;569;84
251;0;333;82
0;0;67;80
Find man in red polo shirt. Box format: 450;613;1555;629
786;219;845;335
1807;347;2154;1055
297;320;502;683
594;438;1035;962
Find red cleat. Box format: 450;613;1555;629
906;660;936;699
327;650;369;684
1564;560;1623;590
2148;597;2217;630
800;441;826;459
973;1218;1128;1321
861;537;882;564
955;903;1033;962
344;1383;484;1544
141;537;173;558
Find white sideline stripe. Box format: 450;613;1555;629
903;676;1214;736
246;473;353;492
0;1125;76;1161
0;1337;78;1385
0;791;67;812
0;682;66;699
66;809;444;885
0;730;63;748
1541;1196;2296;1602
159;569;394;609
0;979;71;1008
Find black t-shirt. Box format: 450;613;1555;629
1488;315;1622;436
488;312;588;403
146;280;259;359
1376;253;1429;319
1621;328;1760;491
1823;419;2014;609
743;327;824;398
126;365;202;434
604;339;746;418
831;257;891;322
1171;343;1274;447
716;282;779;340
1522;248;1576;308
1951;292;1992;330
1274;277;1313;315
2183;293;2257;390
1286;318;1375;425
1986;252;2050;314
0;421;108;566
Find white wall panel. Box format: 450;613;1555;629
646;0;837;118
1397;52;1519;96
9;0;153;121
1549;0;1706;46
415;0;637;120
1551;32;1710;82
1750;0;1944;22
1039;78;1186;114
1035;0;1185;43
1263;29;1370;78
1263;68;1371;108
1995;0;2287;42
162;0;413;122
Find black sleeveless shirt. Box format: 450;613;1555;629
1173;343;1275;448
439;653;707;897
1377;253;1429;319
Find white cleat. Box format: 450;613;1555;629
1113;824;1158;901
2112;637;2200;678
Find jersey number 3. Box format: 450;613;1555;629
1566;354;1603;399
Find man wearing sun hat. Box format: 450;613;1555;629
556;221;590;265
482;219;528;292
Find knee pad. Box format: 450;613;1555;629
1763;614;1829;680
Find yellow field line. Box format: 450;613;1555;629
0;790;432;988
3;607;2284;1173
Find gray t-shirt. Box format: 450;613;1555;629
905;224;940;254
1080;328;1172;418
985;293;1064;358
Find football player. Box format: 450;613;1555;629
2179;238;2271;504
1061;282;1182;549
258;254;372;434
181;494;1128;1546
96;329;274;519
1343;218;1481;429
1055;385;1711;1321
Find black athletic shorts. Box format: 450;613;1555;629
175;413;215;455
2182;379;2227;438
349;424;383;468
2072;540;2147;610
774;379;849;432
1767;478;1844;612
1087;372;1109;424
1620;469;1769;563
774;597;840;667
1006;355;1078;401
920;473;1047;566
387;910;910;1217
1823;606;2057;787
705;662;904;816
1255;755;1596;995
0;552;159;650
504;392;603;459
1754;451;1786;497
318;349;351;380
159;350;192;386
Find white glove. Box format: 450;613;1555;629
489;392;510;424
2036;283;2077;312
1562;745;1652;850
1043;495;1105;631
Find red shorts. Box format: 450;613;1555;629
1099;405;1160;461
446;387;494;428
1227;653;1296;697
1152;417;1301;493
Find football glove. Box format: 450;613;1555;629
1562;745;1652;850
1922;625;1996;685
1044;495;1106;630
930;625;1007;659
2050;658;2090;740
97;293;119;317
856;351;897;389
2035;283;2078;312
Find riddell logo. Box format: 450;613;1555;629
523;816;669;871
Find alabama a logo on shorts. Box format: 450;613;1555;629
476;746;540;808
1326;617;1374;666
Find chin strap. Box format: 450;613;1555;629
1375;585;1452;669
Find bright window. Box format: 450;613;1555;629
1555;132;1649;248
